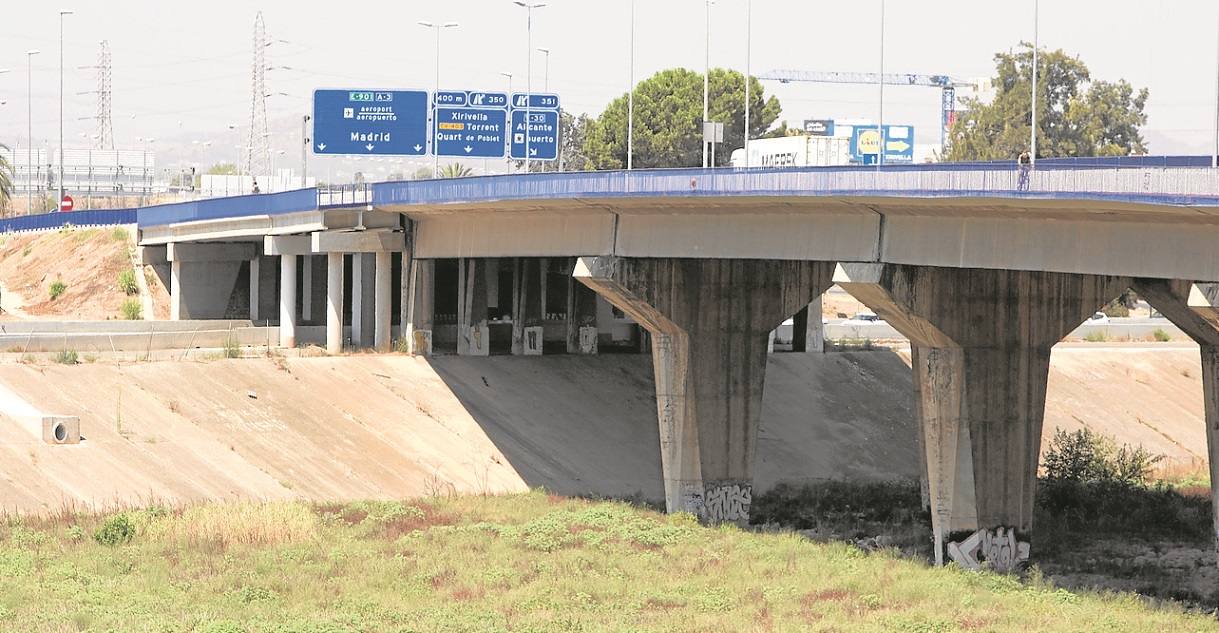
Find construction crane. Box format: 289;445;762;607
757;69;977;151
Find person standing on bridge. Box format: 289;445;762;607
252;179;261;195
1017;150;1032;192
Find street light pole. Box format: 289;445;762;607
59;10;73;212
26;50;40;215
744;0;751;168
877;0;885;170
1031;0;1039;168
418;20;459;179
514;1;547;175
628;0;635;171
1213;6;1218;168
500;71;513;173
537;47;551;92
703;0;713;169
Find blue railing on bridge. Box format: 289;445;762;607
372;160;1219;208
0;208;136;233
138;188;318;228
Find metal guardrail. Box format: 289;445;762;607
0;208;136;233
318;184;372;208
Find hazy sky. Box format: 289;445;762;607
2;0;1218;175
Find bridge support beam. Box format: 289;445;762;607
575;257;833;525
1130;279;1219;571
837;263;1129;571
351;254;376;348
326;252;344;354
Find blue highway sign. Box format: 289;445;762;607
511;93;560;110
435;107;509;158
312;89;429;156
849;124;915;164
468;91;508;108
510;109;560;161
434;91;468;107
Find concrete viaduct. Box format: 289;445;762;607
134;162;1219;571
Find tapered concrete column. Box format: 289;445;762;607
457;258;489;356
279;255;297;348
576;257;834;525
351;254;366;347
249;257;260;322
301;255;313;322
373;251;392;352
1132;279;1219;570
170;260;183;321
837;263;1130;571
566;276;598;354
326;252;344;354
792;296;825;353
407;259;434;356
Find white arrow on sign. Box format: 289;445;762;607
365;143;375;151
414;144;423;152
529;147;538;157
464;145;473;153
317;143;327;151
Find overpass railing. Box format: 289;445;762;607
0;208;136;233
374;164;1219;207
138;188;318;228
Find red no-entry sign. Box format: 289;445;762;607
60;195;74;212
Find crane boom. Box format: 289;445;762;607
757;69;972;88
757;69;976;152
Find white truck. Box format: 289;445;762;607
729;135;852;168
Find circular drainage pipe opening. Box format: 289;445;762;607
53;423;67;443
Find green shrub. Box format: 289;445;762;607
1042;428;1163;486
120;298;142;320
1153;328;1172;342
52;350;78;365
1083;330;1107;343
94;513;135;546
118;269;139;295
48;280;66;300
222;336;241;359
110;227;129;242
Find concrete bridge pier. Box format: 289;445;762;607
1131;279;1219;569
166;242;258;321
836;263;1129;571
406;259;435;356
575;257;834;525
325;252;344;354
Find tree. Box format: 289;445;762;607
439;163;475;178
412;167;434;180
206;163;238;175
948;44;1148;161
584;67;781;169
0;144;12;212
558;110;594;172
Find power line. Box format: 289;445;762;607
95;40;113;150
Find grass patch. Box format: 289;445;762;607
48;280;66;300
117;269;139;295
1083;330;1108;343
222;335;241;359
51;349;78;365
1153;328;1172;342
0;493;1212;631
110;226;129;242
119;298;142;320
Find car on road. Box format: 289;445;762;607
843;312;885;326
